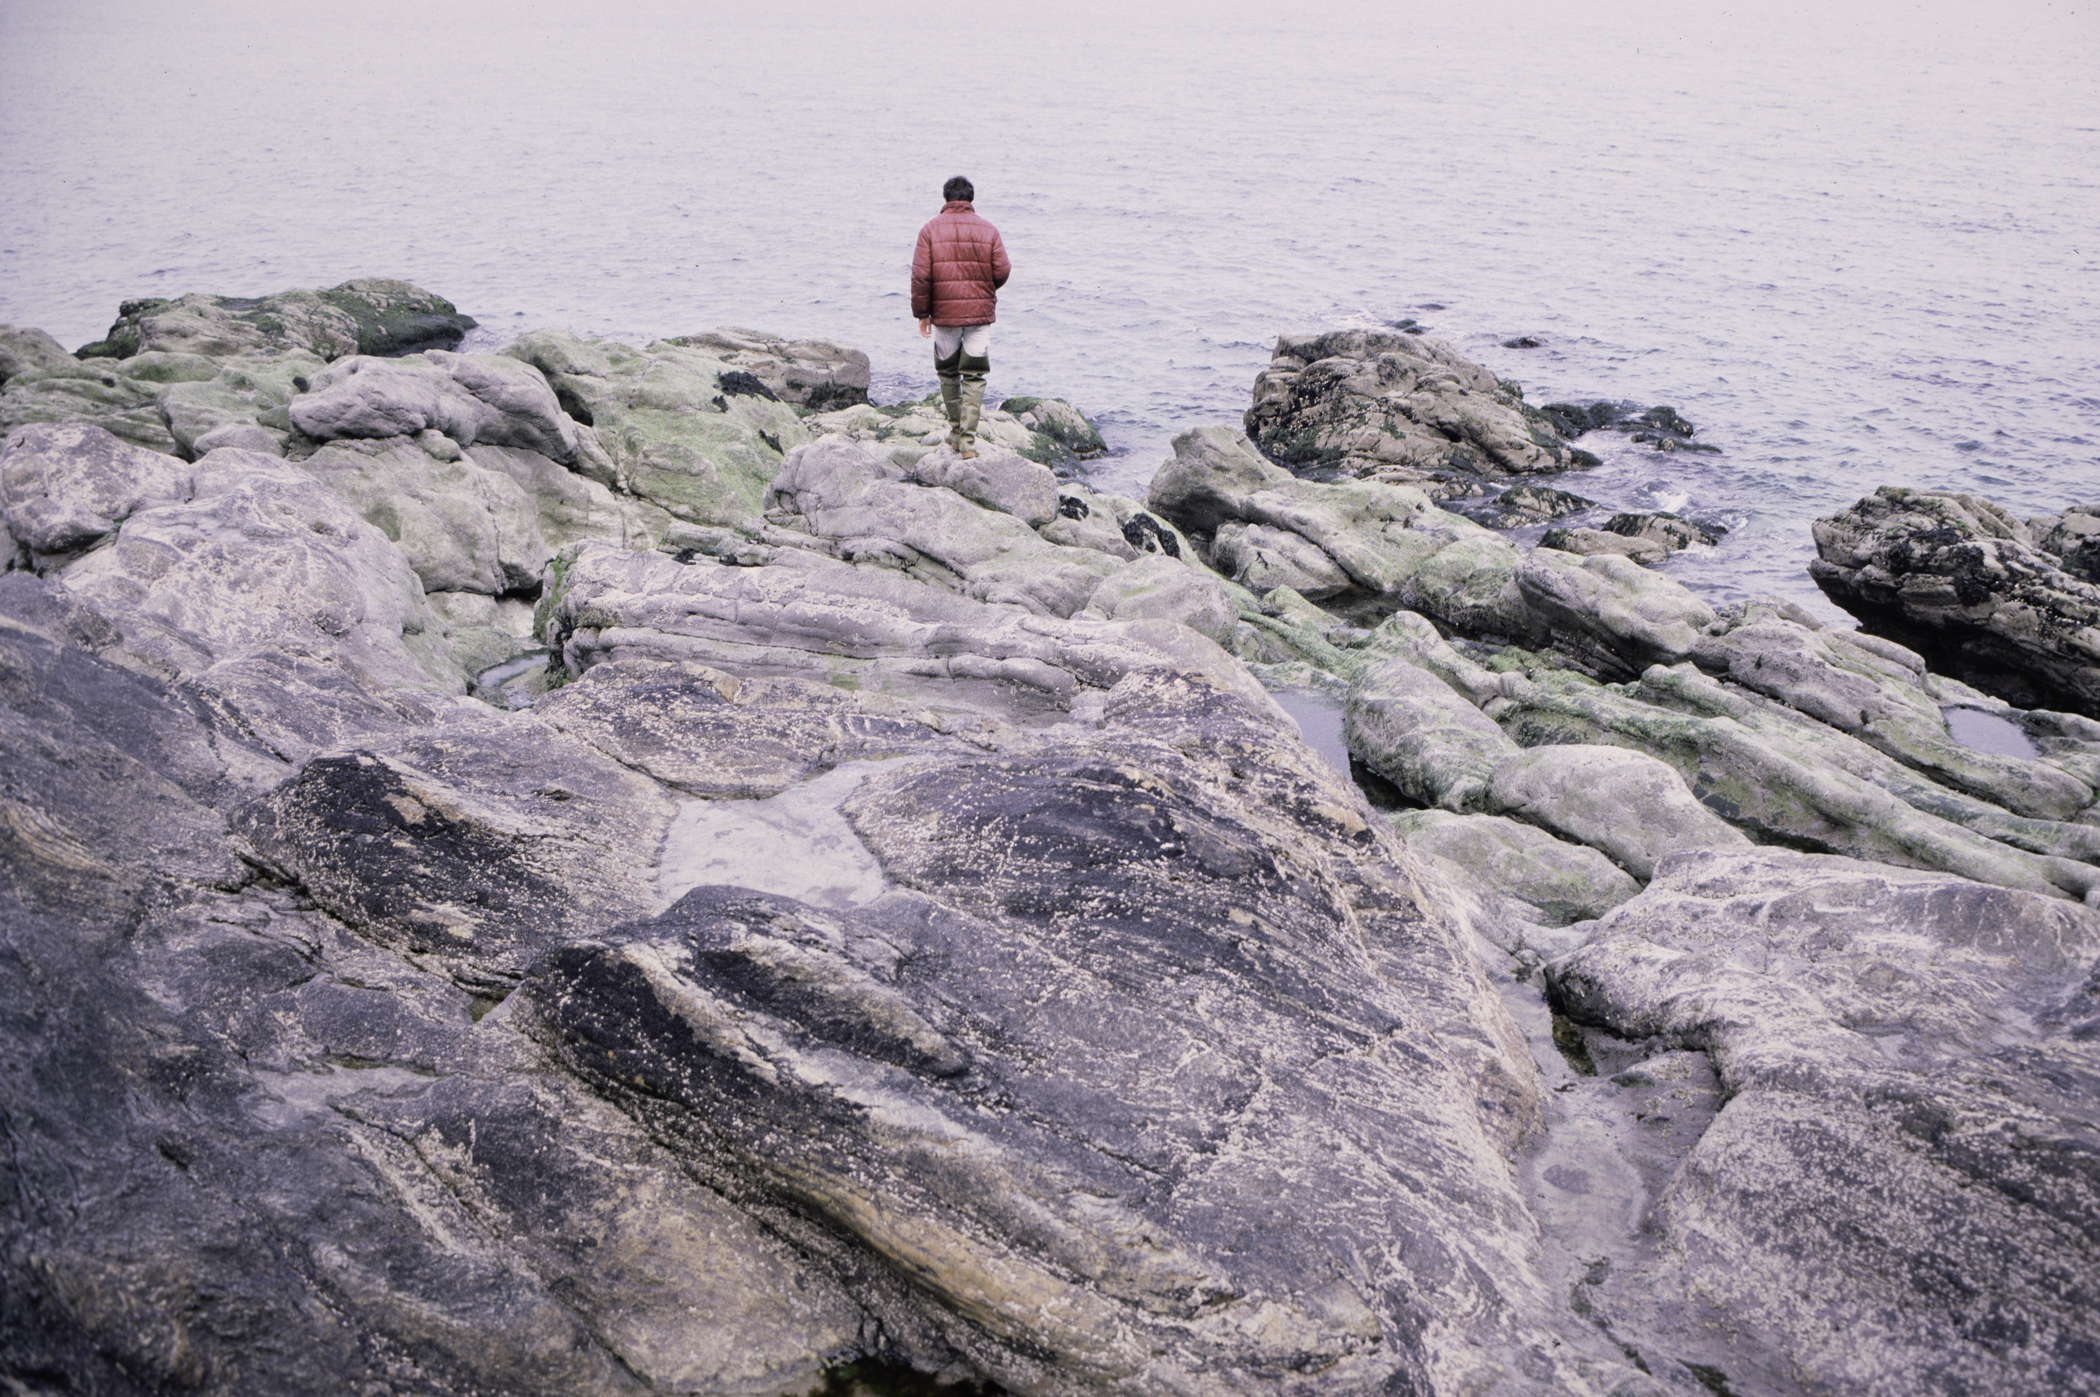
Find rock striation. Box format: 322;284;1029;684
2;292;2097;1397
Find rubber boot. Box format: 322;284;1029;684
956;351;990;458
934;344;965;449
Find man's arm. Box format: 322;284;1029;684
991;229;1010;290
911;226;934;321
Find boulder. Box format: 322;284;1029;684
505;329;809;527
1487;743;1751;880
0;357;184;454
1601;510;1723;550
156;348;324;456
801;392;1104;472
1148;426;1544;644
1538;525;1668;566
1389;810;1642;925
1242;329;1594;495
1548;848;2100;1397
298;433;551;596
465;442;673;553
73;278;475;361
1811;485;2100;717
1464;482;1596;529
50;447;450;692
1;422;192;560
1000;394;1108;462
0;324;74;386
291;351;580;461
764;435;1122;618
1345;656;1520;811
904;441;1059;525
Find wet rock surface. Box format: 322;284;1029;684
2;298;2097;1396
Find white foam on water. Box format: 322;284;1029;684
655;760;892;913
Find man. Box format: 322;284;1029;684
911;176;1010;460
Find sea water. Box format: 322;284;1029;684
3;0;2095;618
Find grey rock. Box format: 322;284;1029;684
1812;485;2100;717
1388;810;1641;924
1498;662;2100;900
299;433;552;595
1;421;192;558
73;278;475;360
157;348;324;455
1345;656;1519;811
191;420;285;455
1601;511;1723;550
543;539;1282;727
1549;848;2100;1397
765;435;1121;618
1515;548;1716;678
1083;552;1237;643
1211;518;1355;598
505;329;811;527
466;442;675;553
0;323;74;386
1000;394;1108;462
1242;329;1592;492
905;441;1059;525
291;351;581;462
533;657;981;798
1487;742;1751;880
51;446;450;692
1691;612;2095;822
661;326;871;409
1148;426;1544;644
232;713;677;990
514;669;1640;1395
0;357;184;454
1463;483;1597;529
1537;525;1668;566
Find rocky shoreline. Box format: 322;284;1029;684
2;283;2096;1396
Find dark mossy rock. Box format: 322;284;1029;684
1812;486;2100;717
1241;329;1594;496
74;279;476;361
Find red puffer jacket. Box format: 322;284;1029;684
911;202;1010;326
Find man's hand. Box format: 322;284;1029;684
918;318;933;338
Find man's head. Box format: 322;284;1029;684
943;175;974;204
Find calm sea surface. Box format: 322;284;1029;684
3;0;2095;619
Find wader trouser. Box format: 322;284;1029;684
931;324;991;453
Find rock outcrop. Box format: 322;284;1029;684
1242;329;1596;498
1812;485;2100;717
2;296;2096;1397
72;277;476;360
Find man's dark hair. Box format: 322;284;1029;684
943;175;974;203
